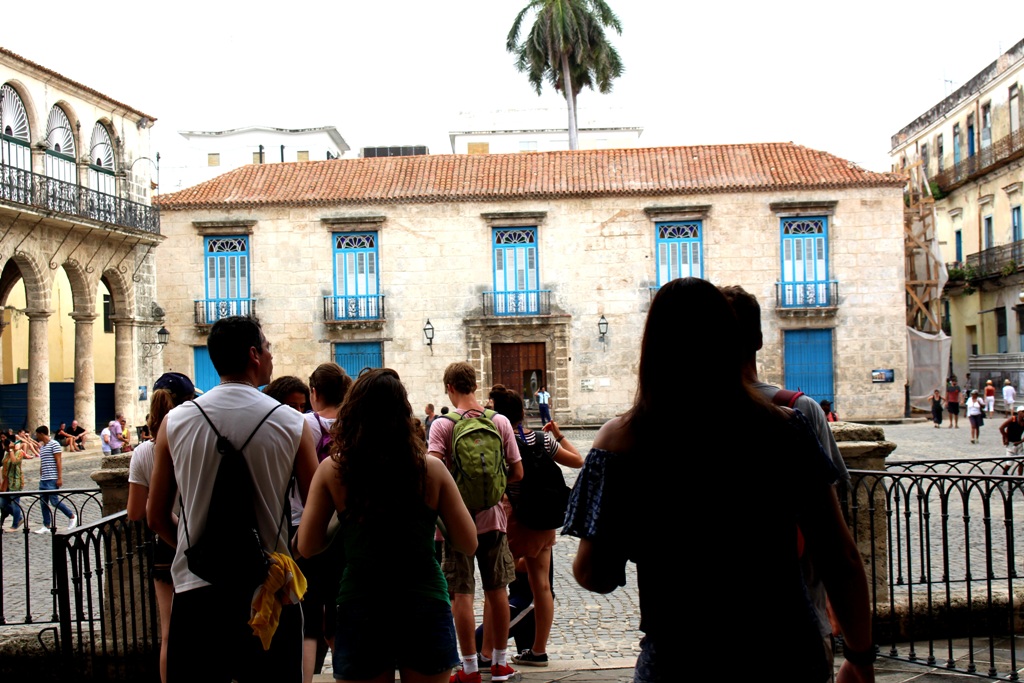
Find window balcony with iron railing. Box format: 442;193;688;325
0;160;160;234
964;240;1024;278
323;294;386;323
482;289;551;317
775;280;839;315
194;298;257;326
933;127;1024;192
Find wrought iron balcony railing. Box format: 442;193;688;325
323;294;385;322
0;160;159;234
964;240;1024;277
194;298;257;326
482;289;551;317
775;280;838;309
933;127;1024;192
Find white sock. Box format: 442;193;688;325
462;656;478;674
493;648;508;666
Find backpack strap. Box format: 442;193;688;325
180;401;285;550
771;389;804;409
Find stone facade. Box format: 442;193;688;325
156;151;907;420
0;47;162;431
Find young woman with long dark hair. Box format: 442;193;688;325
297;368;477;683
563;278;875;683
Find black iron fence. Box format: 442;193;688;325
0;161;159;234
845;459;1024;679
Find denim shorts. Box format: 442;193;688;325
333;596;459;679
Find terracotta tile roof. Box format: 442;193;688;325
155;143;904;210
0;47;156;122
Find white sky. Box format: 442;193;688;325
3;0;1022;174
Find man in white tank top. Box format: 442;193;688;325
148;316;318;683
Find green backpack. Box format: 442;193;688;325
443;409;507;513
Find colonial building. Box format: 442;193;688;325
166;125;351;193
154;143;906;421
0;47;162;432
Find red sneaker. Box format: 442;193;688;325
491;663;516;681
449;670;482;683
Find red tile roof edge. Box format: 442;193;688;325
0;47;157;122
155;143;906;211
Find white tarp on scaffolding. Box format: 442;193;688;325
908;326;951;412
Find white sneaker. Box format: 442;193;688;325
33;526;50;535
67;515;78;530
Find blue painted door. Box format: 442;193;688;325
193;346;219;394
968;122;976;157
784;329;835;406
955;230;963;263
333;342;382;380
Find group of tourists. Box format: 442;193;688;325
101;275;879;683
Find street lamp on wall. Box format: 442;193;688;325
142;326;170;357
598;315;609;343
423;319;434;354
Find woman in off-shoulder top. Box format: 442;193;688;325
562;277;875;683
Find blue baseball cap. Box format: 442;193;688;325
153;372;198;399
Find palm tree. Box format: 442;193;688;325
507;0;623;150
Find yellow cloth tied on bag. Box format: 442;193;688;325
249;552;308;650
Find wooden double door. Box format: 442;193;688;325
491;342;546;410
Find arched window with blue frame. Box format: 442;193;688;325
780;216;831;307
492;227;539;315
202;235;251;323
330;232;380;320
655;221;703;284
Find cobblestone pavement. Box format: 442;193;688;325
879;416;1014;462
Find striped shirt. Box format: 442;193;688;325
39;439;61;481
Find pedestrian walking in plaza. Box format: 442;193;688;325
985;380;997;418
968;390;986;444
298;368;477;683
32;426;76;533
127;372;197;683
534;387;551;426
564;277;876;683
1000;407;1024;457
1004;380;1017;416
964;373;974;406
108;412;125;454
148;316;319;683
1;438;25;532
428;361;523;683
931;390;944;428
946;377;962;428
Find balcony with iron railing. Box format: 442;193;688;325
932;127;1024;192
194;298;257;326
964;240;1024;278
775;280;838;317
323;294;386;328
482;289;551;317
0;160;159;234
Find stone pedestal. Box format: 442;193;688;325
90;454;132;517
832;422;897;603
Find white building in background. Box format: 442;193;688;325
450;108;642;154
165;125;351;191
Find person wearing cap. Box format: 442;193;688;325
967;390;986;444
1000;406;1024;458
128;371;197;683
1003;379;1017;417
984;379;997;418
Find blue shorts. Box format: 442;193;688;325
333;596;459;679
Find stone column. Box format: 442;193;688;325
25;309;51;430
70;312;97;434
110;316;138;428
